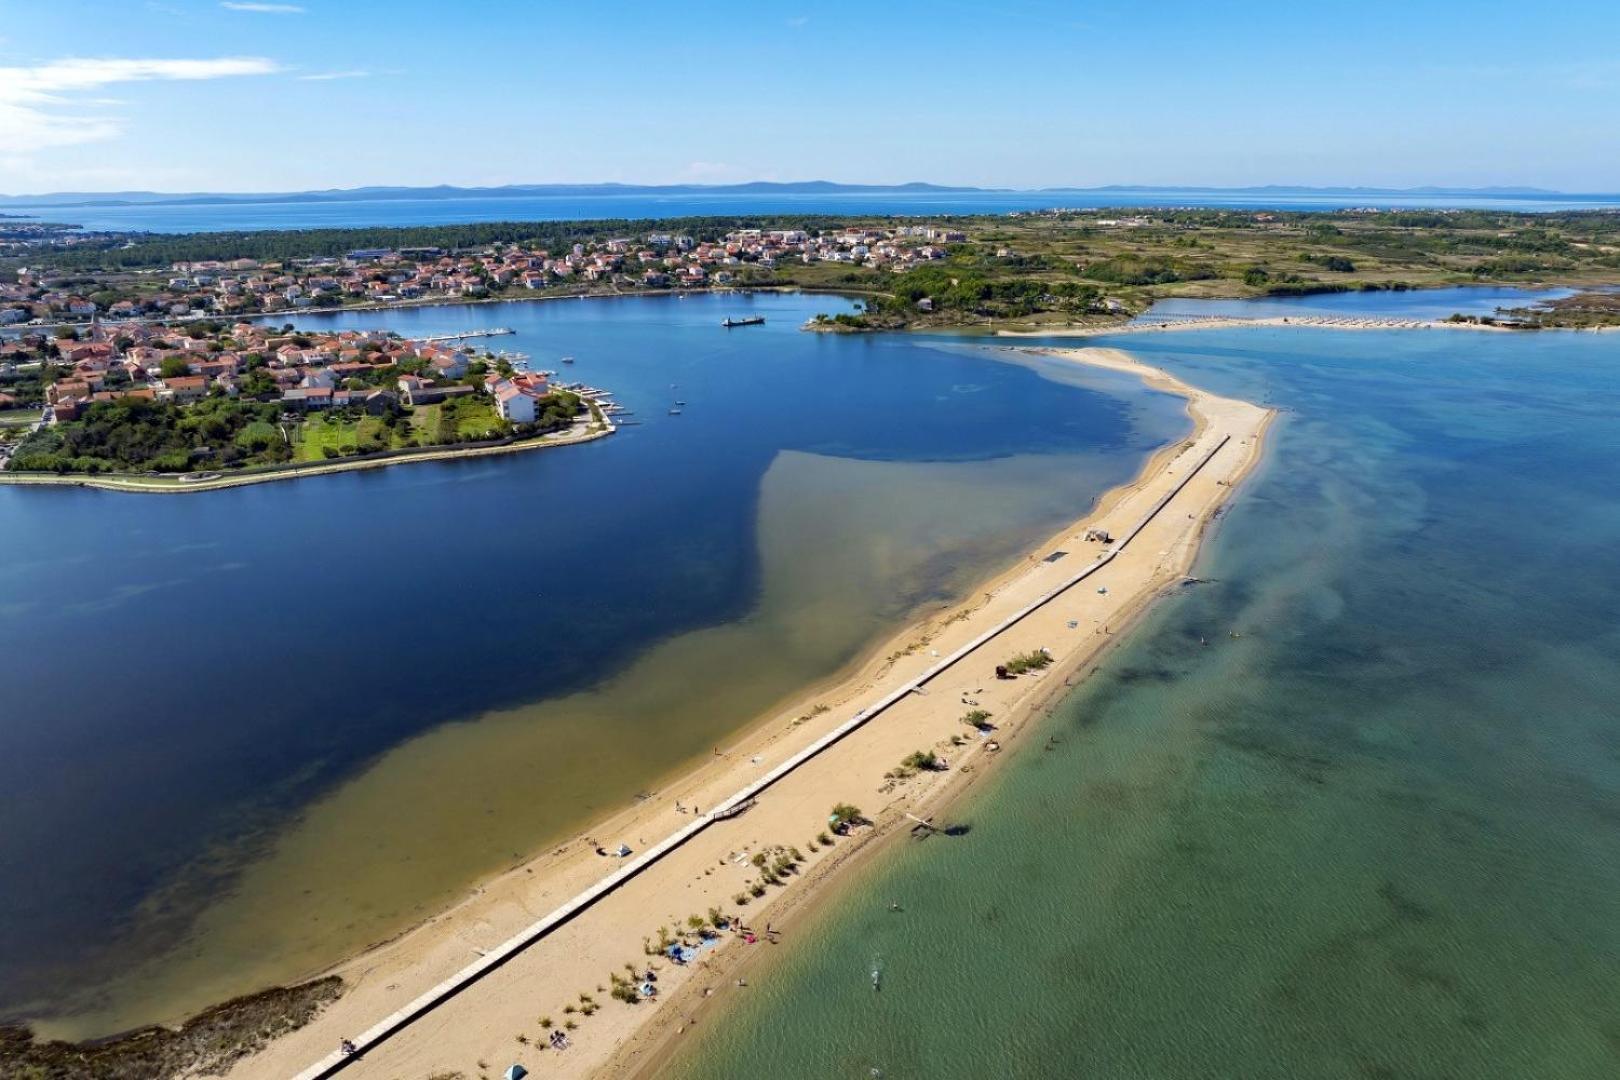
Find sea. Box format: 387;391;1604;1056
674;303;1620;1078
9;189;1620;234
0;290;1190;1038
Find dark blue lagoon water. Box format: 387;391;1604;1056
0;292;1189;1036
13;189;1620;233
676;325;1620;1078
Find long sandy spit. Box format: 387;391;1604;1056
221;346;1274;1080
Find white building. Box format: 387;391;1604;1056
494;382;537;423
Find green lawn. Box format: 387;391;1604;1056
291;413;405;462
408;400;507;444
0;407;43;428
292;401;509;463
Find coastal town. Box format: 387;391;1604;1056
0;318;597;479
0;224;966;327
7;207;1619;341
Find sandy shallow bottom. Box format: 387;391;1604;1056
213;347;1270;1080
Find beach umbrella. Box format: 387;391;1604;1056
504;1066;528;1080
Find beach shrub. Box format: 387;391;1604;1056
749;882;766;897
829;803;863;828
1002;650;1052;675
902;750;939;772
962;709;994;730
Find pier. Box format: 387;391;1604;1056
417;327;516;343
293;418;1244;1080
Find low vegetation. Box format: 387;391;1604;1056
0;976;341;1078
1002;650;1054;675
961;708;995;731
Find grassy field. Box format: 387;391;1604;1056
292;400;507;463
291;413;406;463
408;399;507;444
767;209;1620;330
0;407;43;427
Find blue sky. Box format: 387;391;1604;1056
2;0;1618;194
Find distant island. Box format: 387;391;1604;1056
0;182;985;210
0;180;1592;211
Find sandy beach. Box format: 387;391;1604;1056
995;314;1520;337
219;346;1273;1080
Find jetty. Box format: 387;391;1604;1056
417;328;516;343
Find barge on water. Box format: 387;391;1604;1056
721;316;766;328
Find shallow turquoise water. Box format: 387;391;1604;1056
675;327;1620;1079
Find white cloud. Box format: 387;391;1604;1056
0;57;279;151
297;70;370;81
221;2;305;12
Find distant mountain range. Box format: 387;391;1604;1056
0;181;1574;210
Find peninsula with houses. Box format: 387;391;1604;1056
0;318;604;488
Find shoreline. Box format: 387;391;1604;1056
10;278;1606;342
211;346;1272;1080
996;314;1620;337
0;411;613;495
613;351;1276;1080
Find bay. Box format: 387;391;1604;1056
0;291;1188;1038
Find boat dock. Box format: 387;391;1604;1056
418;327;516;343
